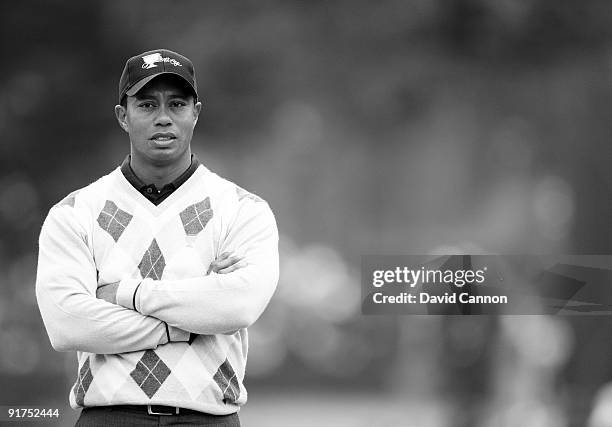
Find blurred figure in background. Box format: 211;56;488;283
589;383;612;427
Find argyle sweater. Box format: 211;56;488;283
35;164;279;415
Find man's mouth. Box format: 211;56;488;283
150;133;176;141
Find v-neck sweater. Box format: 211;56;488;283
120;154;201;206
35;164;279;415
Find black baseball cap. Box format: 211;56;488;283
118;49;198;104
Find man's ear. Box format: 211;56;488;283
114;105;129;133
192;101;203;127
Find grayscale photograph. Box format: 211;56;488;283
2;1;612;426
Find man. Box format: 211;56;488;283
35;49;279;426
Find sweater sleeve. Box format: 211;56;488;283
117;199;279;335
35;204;190;355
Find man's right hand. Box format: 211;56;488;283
207;252;246;275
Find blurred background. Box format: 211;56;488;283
2;0;612;426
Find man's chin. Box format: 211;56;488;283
143;148;190;166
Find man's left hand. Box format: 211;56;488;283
97;282;119;304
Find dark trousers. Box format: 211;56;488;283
75;406;241;426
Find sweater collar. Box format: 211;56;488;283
120;154;201;193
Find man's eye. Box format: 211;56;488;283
171;101;187;108
139;102;155;109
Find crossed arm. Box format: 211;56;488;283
36;199;279;354
96;252;245;303
36;206;185;355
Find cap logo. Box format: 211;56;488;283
141;52;182;69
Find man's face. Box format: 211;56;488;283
115;75;202;166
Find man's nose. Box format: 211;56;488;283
154;105;172;126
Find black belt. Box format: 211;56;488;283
108;404;217;416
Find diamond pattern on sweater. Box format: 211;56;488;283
96;200;133;242
179;197;213;236
74;357;93;406
138;239;165;280
236;186;262;203
213;358;240;404
170;346;214;400
130;350;171;398
57;190;79;208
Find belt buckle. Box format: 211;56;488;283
147;405;179;416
